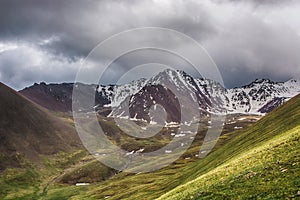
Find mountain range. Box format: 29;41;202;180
20;69;300;120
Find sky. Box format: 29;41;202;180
0;0;300;90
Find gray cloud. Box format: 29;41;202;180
0;0;299;89
0;44;79;89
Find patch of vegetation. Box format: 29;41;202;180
58;160;116;184
50;150;89;169
0;167;40;199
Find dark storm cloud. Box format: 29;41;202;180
0;0;299;89
0;0;101;59
0;0;215;59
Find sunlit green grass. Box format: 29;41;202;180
158;126;300;200
157;95;300;200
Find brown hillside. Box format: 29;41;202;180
0;83;82;171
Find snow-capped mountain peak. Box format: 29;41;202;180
99;69;299;118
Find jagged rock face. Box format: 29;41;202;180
128;85;181;123
226;79;300;114
230;90;251;112
20;69;300;119
258;97;286;113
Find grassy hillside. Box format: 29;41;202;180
158;94;300;199
25;95;299;200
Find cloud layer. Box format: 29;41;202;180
0;0;300;89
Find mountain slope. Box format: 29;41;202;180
158;94;300;200
19;82;109;113
226;78;300;113
0;82;81;170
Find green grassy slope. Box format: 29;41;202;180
33;96;299;200
158;94;300;200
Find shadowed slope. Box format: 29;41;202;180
0;83;82;170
